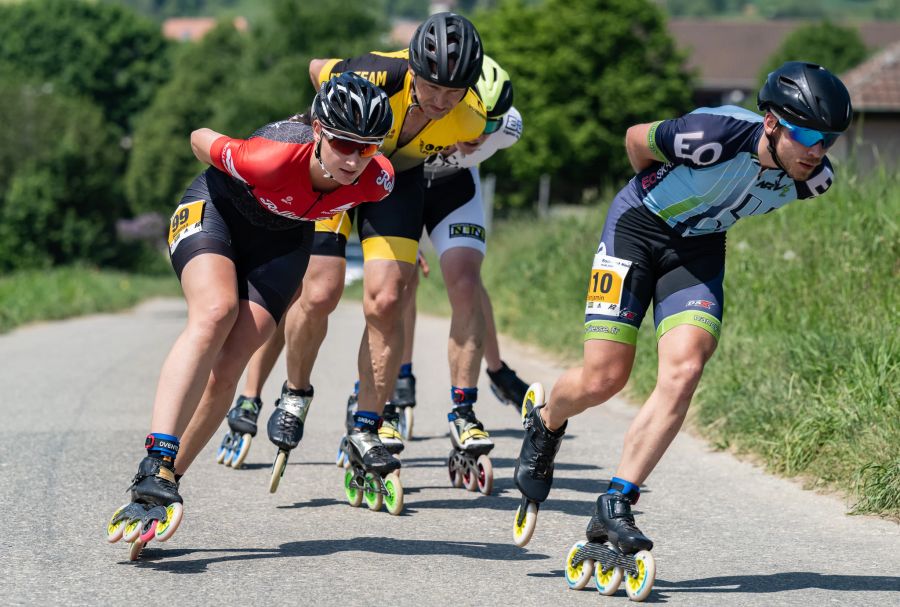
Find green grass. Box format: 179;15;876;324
408;170;899;518
0;265;180;334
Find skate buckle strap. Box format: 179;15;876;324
605;495;636;523
279;394;312;422
451;386;478;405
608;476;640;504
145;433;180;458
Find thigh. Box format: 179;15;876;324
310;209;356;259
425;168;485;258
358;165;425;265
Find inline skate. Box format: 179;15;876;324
215;394;262;469
512;383;566;547
392;373;416;440
340;414;403;515
267;382;313;493
564;482;656;601
446;388;494;495
487;360;529;409
106;435;184;561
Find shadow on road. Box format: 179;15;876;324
129;536;550;574
654;572;900;594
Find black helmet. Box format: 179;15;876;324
312;72;393;141
758;61;852;132
409;12;483;89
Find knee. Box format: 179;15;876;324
188;298;238;343
301;283;342;317
446;271;482;307
364;285;403;325
659;358;706;402
582;370;628;403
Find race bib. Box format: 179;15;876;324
584;253;632;316
167;200;205;254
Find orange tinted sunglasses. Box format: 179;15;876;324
322;129;381;158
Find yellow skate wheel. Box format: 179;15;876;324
594;558;623;595
383;472;404;516
522;383;545;422
624;550;655;602
564;541;594;590
154;503;184;542
122;517;143;544
269;450;288;494
344;470;364;507
231;433;252;469
106;503;131;543
512;501;538;547
127;540;144;561
364;473;383;511
476;454;493;496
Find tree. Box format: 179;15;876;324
475;0;694;207
759;21;869;85
0;0;170;131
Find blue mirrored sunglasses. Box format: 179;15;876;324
777;118;841;148
483;118;503;135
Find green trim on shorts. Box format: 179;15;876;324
647;121;669;163
584;320;639;345
656;310;721;341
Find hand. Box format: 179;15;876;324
417;251;430;278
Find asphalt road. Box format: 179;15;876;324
1;299;897;606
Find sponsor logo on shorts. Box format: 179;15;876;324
619;310;637;320
585;324;620;335
693;315;719;330
687;299;716;310
449;223;485;242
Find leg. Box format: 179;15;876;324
175;300;278;474
399;262;419;368
481;285;502;371
441;247;486;388
240;299;292;398
614;325;717;484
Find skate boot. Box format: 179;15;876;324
379;404;406;456
392;372;416;440
446;387;494;495
106;434;185;561
487;361;529;409
340;412;403;515
512;383;567;547
267;382;313;493
335;387;358;468
565;480;656;601
216;394;262;469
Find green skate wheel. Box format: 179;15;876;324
344;470;363;507
594;559;623;596
383;472;404;515
363;473;383;511
623;550;655;602
513;501;538;547
269;450;288;494
565;541;594;590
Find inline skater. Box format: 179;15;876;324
233;12;486;491
105;73;395;558
512;62;852;601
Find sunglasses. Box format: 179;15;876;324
483;118;503;135
777;118;841;149
322;129;382;158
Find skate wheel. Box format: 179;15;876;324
154;502;184;542
400;406;414;441
462;461;479;492
335;445;347;467
216;432;232;464
476;454;493;495
343;469;364;507
522;383;545;423
383;472;404;515
232;433;252;469
363;473;383;511
122;517;143;544
513;501;538;547
106;503;131;543
139;519;158;544
564;541;594;590
448;449;463;488
623;550;655;602
269;450;288;494
127;540;144;561
594;560;624;596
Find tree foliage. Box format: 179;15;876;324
0;0;170;131
475;0;694;207
759;21;869;85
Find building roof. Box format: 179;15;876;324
668;19;900;91
162;16;248;42
842;40;900;112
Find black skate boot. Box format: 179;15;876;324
447;401;495;495
391;374;416;439
340;421;404;515
512;383;566;547
566;486;656;600
217;395;262;468
487;361;529;408
267;382;313;493
336;388;359;468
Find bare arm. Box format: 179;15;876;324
308;58;334;90
624;123;660;173
190;128;224;166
